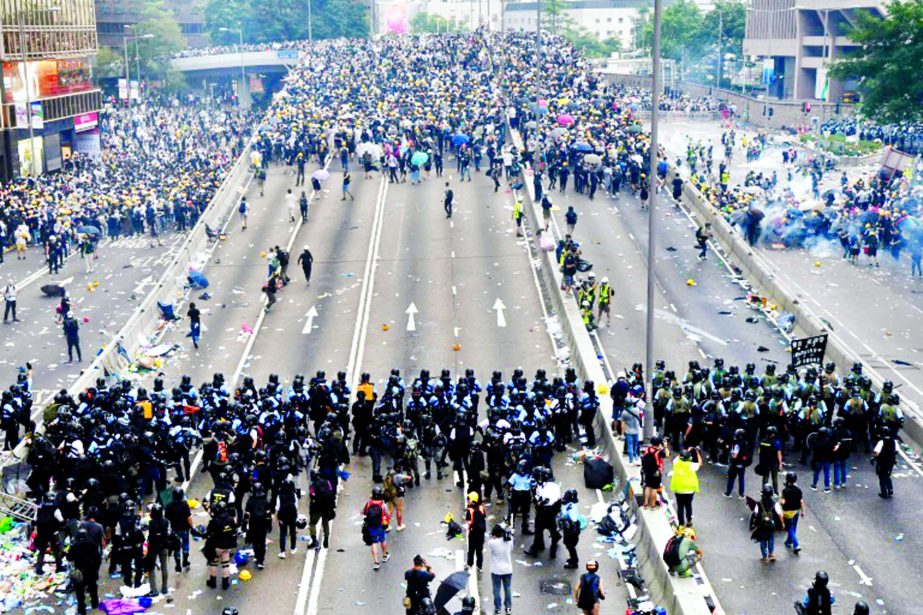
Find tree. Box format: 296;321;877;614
132;0;188;81
641;0;705;63
542;0;567;35
830;0;923;122
564;24;621;58
203;0;369;43
411;12;452;33
702;0;745;85
94;46;124;82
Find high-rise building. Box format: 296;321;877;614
0;0;102;180
95;0;206;49
743;0;884;102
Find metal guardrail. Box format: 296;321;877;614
677;172;923;448
2;143;255;473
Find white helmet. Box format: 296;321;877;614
601;276;609;284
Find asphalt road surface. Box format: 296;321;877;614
533;121;923;615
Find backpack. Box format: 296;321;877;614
215;441;228;464
365;502;383;528
663;535;682;567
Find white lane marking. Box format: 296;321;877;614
454;326;461;338
853;564;873;586
301;305;319;335
301;177;388;615
406;301;419;332
493;297;507;327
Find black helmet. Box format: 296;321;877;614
814;570;829;589
853;601;869;615
785;471;797;485
372;486;384;500
150;502;163;519
562;489;578;504
761;483;774;498
212;500;228;515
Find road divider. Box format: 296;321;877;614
675;172;923;449
509;126;722;615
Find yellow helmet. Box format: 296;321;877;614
467;492;479;503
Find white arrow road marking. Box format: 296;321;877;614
493;298;507;327
301;305;319;334
406;302;418;331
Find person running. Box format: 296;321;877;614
187;302;201;349
696;223;712;261
574;560;606;615
297;245;314;285
362;486;391;570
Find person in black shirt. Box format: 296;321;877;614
404;554;435;615
68;527;102;615
873;428;897;498
444;183;454;218
780;472;805;554
187;302;201;349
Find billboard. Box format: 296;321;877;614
18;136;43;176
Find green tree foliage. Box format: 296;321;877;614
130;0;187;80
542;0;567;35
203;0;369;44
564;24;621;59
410;11;455;33
830;0;923;123
93;46;124;82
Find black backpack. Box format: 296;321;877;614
365;502;383;528
663;535;682;567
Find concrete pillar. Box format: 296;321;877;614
239;73;252;110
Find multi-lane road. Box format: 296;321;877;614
3;118;921;614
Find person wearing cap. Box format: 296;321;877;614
404;555;435;615
298;245;314;285
465;491;487;570
596;276;613;326
574;560;606;615
63;311;82;363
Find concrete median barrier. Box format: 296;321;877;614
509;126;723;615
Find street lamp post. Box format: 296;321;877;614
715;8;723;89
16;5;61;176
644;0;663;442
308;0;314;43
219;27;247;108
122;28;154;126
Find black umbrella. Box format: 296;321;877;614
433;570;469;611
40;284;66;297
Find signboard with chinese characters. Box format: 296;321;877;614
791;334;828;368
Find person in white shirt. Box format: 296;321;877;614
488;524;513;615
285;188;297;223
3;280;18;323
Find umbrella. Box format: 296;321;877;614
531;104;548;116
411;151;429;166
40;284;66;297
356;142;382;158
557;114;575;127
312;169;330;181
525;120;538;130
433;570;469;611
551;127;567;139
77;225;101;236
566;102;580;111
452;134;470;147
187;272;209;289
584;153;602;165
572;142;593;153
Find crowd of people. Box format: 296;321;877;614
0;94;256;266
821;118;923;157
0;30;902;615
172;40;310;59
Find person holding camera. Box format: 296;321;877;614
488;524;513;615
404;554;436;615
525;466;561;559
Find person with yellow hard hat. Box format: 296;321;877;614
464;491;487;571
